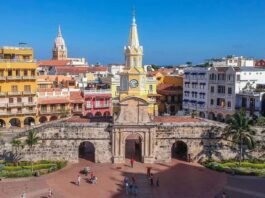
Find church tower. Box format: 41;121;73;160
52;26;68;60
114;11;158;123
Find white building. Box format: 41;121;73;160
182;67;209;118
107;64;125;77
210;56;254;67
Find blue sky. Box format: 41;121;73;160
1;0;265;65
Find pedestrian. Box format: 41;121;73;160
130;158;134;168
222;192;227;198
156;177;159;187
21;192;26;198
150;174;154;186
125;182;129;195
77;175;81;186
134;185;138;196
147;167;151;177
132;176;136;184
124;176;129;186
48;188;53;197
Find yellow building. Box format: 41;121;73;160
0;46;37;128
114;13;158;117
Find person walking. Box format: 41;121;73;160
156;178;160;187
130;158;134;168
21;192;26;198
77;175;81;186
132;176;136;184
125;182;129;195
150;174;154;186
48;188;53;197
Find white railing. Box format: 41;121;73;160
7;76;22;80
0;103;7;107
0;92;6;96
7;103;23;107
94;103;110;108
0;59;36;63
23;91;35;95
83;89;111;94
0;76;6;80
23;76;36;80
8;91;21;96
23;102;36;106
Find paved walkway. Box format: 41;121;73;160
0;159;227;198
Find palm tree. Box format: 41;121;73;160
25;129;39;172
11;139;22;165
223;111;256;165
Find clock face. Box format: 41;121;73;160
129;79;139;88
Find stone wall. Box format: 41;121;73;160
0;119;264;164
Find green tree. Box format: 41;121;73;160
223;111;256;165
25;129;39;172
11;139;23;165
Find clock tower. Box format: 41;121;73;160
119;11;147;98
114;11;158;122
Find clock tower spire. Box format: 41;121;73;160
124;9;143;68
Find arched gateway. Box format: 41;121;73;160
125;134;142;162
79;141;95;162
172;141;188;161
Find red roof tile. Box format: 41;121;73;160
70;91;83;103
154;116;201;123
38;60;71;67
55;66;89;75
38;98;69;105
157;84;183;96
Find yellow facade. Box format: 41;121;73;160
0;46;37;129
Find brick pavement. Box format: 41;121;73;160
0;159;227;198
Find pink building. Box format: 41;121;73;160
83;89;111;118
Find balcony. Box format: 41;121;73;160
86;104;93;109
17;110;36;115
8;91;21;96
94;104;110;108
0;103;7;108
0;111;10;116
6;76;22;80
23;91;35;95
0;59;36;63
0;76;6;81
22;76;36;80
0;92;6;97
72;108;82;113
7;102;23;107
83;89;111;95
23;102;36;106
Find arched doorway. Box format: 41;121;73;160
125;134;142;162
87;113;93;118
24;117;35;126
95;112;102;117
39;116;47;123
0;119;5;128
199;112;206;118
208;112;215;120
9;118;21;128
172;141;188;161
50;116;58;121
79;141;95;162
103;111;110;117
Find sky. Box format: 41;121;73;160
1;0;265;65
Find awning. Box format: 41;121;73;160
183;99;189;102
184;72;190;75
191;73;197;75
199;72;206;75
190;100;197;103
198;101;205;104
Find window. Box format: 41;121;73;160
28;97;33;103
41;105;47;112
51;105;56;112
210;99;214;105
210;86;214;93
17;108;22;113
24;85;31;92
236;75;240;81
217;86;225;94
17;97;22;103
11;85;18;92
227;101;231;108
60;104;65;111
8;70;12;76
16;70;20;76
217;98;225;107
24;70;28;76
31;70;35;76
0;70;3;77
9;98;13;103
149;85;153;93
228;87;232;94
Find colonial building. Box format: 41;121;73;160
0;46;37;128
183;67;209;118
52;26;68;60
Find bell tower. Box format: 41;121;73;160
52;25;68;60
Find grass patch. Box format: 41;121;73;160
203;160;265;177
0;160;67;178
